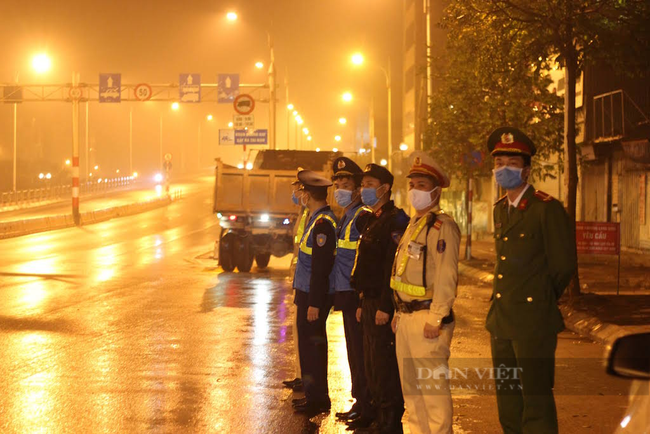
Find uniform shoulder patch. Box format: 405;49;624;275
494;194;507;206
534;190;554;202
437;239;447;253
433;220;443;231
316;233;327;247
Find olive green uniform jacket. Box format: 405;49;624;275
485;186;577;340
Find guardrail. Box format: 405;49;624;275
0;177;136;211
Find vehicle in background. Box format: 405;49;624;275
213;150;340;272
606;332;650;432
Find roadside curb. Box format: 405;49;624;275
0;192;181;240
458;261;624;346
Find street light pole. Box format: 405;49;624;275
159;115;163;169
12;72;18;193
268;32;276;150
71;72;81;225
385;57;393;172
129;107;133;175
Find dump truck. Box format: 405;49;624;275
213;150;340;272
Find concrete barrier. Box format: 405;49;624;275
0;190;181;240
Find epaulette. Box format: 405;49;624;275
534;190;554;202
494;194;507;206
432;220;443;231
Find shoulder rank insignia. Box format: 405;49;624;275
316;233;327;247
494;194;507;206
534;190;554;202
518;198;529;210
433;220;443;231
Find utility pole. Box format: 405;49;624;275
129;107;133;175
12;72;18;193
268;33;276;150
71;72;81;225
285;67;290;149
386;57;393;172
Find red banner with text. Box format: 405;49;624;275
575;222;620;255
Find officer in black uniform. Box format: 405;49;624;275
291;170;338;417
351;164;410;433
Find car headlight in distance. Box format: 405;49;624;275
154;173;163;183
282;218;290;225
260;214;270;222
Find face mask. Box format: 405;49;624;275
361;186;383;207
300;192;309;207
494;166;524;190
291;191;300;205
408;187;440;211
334;189;354;207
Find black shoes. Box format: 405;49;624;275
293;400;332;417
345;415;374;431
336;403;361;421
282;377;302;389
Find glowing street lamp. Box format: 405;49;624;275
255;62;264;69
339;117;347;125
207;114;213;121
296;118;304;125
335;135;342;142
399;143;409;151
228;121;234;128
226;12;238;21
293;110;298;117
307;136;312;141
342;92;353;103
302;127;309;135
380;159;388;166
65;159;71;166
287;103;294;110
32;53;52;74
171;102;180;110
351;52;364;66
333;148;339;153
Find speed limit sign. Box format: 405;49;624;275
134;83;153;101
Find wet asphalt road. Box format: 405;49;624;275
0;176;635;433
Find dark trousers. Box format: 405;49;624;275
295;292;332;403
361;297;404;411
491;334;559;434
342;307;372;414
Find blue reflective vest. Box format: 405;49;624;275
293;207;337;293
333;204;369;292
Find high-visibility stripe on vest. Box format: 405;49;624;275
390;214;430;296
299;214;337;255
336;206;370;250
294;208;309;245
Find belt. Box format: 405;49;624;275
395;297;455;324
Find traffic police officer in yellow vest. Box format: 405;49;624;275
282;174;309;392
486;127;576;434
390;152;459;434
329;157;374;429
291;170;338;417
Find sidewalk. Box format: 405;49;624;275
459;237;650;345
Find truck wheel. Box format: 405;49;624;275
235;236;254;273
255;253;271;269
219;233;236;272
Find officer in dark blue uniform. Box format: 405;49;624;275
351;164;410;433
291;169;338;417
330;157;374;428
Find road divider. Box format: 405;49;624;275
0;189;183;240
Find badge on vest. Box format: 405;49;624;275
407;241;424;260
437;239;446;253
316;233;327;247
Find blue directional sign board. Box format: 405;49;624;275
99;73;121;103
179;73;201;103
218;73;240;103
235;129;268;145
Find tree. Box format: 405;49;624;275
428;0;650;296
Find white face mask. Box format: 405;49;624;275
408;187;440;211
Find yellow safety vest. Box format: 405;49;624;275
299;214;337;255
337;206;370;250
390;214;431;296
294;208;309;245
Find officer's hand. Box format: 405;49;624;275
356;308;362;323
391;315;398;334
375;310;390;326
423;322;440;339
307;306;320;322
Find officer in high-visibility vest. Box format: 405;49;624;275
351;163;409;433
486;127;576;434
390;152;459;434
282;176;310;392
329;157;374;428
291;169;338;417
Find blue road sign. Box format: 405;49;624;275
235;129;268;145
179;73;201;103
99;73;121;103
218;73;240;103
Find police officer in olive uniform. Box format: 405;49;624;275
282;176;309;392
390;152;459;434
291;170;338;417
330;157;374;428
351;164;410;433
486;127;577;434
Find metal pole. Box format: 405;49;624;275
386;57;393;172
466;176;473;260
285;67;290;149
71;72;81;225
370;96;376;164
159;115;163;169
85;102;89;182
13;103;17;192
129;107;133;175
268;33;276;150
198;123;201;168
295;122;299;150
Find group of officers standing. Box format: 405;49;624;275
280;127;577;434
